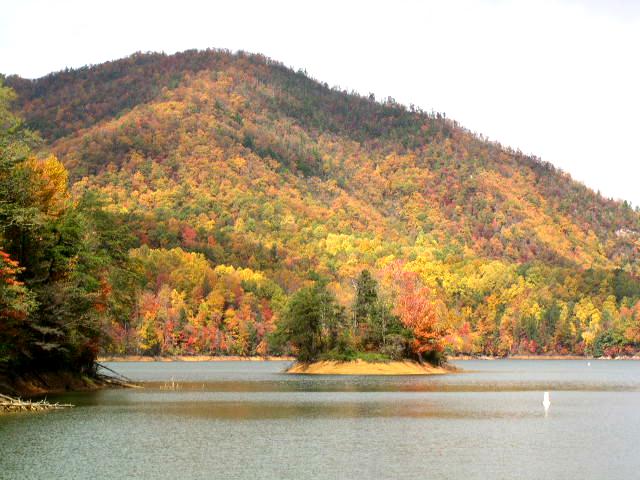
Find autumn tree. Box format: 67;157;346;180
392;269;448;364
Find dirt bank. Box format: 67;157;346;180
0;371;112;398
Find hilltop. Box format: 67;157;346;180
3;48;640;359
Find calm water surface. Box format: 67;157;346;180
1;360;639;479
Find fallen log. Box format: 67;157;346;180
95;363;142;389
96;374;142;389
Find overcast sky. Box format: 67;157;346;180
1;0;638;205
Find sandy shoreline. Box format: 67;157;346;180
286;359;451;375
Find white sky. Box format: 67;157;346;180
1;0;638;205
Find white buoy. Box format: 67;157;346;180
587;361;591;367
543;391;551;412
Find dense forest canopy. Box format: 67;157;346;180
2;48;640;371
0;81;139;377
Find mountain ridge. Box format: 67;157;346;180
3;48;640;357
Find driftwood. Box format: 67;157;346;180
0;393;74;413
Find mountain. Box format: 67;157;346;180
4;48;640;357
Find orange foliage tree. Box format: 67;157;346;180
387;265;448;363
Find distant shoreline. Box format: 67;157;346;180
451;355;640;360
98;354;640;362
98;355;295;362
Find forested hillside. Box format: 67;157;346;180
0;82;138;384
3;48;640;360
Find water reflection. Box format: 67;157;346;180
99;359;640;394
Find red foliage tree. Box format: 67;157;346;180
391;268;447;362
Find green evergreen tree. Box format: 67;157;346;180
352;270;395;350
272;277;344;362
354;270;378;329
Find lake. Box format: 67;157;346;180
1;360;639;479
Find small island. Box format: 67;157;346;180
287;359;449;375
271;270;452;375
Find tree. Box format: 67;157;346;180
353;270;378;327
272;278;343;362
352;269;397;350
0;251;36;366
353;269;379;347
392;269;447;364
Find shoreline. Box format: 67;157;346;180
98;355;295;362
0;371;125;398
451;355;640;360
98;354;640;362
286;359;452;375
